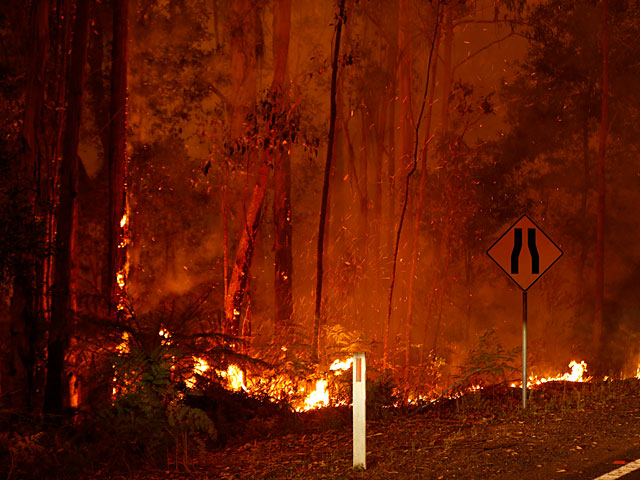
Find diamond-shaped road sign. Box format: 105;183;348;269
487;214;563;291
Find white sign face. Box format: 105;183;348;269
487;215;563;291
352;352;366;470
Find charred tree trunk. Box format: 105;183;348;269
272;0;293;341
106;0;128;313
44;0;91;415
312;0;346;362
5;0;49;412
594;0;608;357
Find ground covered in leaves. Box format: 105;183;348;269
85;378;640;480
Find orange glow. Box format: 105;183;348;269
530;360;590;385
511;360;591;388
186;357;210;389
216;364;247;392
300;379;329;411
116;331;130;354
116;270;126;290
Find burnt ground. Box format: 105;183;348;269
91;379;640;480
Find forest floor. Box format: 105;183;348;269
93;378;640;480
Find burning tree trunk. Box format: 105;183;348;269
312;0;346;362
225;159;270;336
272;0;293;341
106;0;128;313
594;0;608;356
44;0;91;415
223;0;263;338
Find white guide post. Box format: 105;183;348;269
352;352;366;470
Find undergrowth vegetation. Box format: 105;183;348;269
2;326;639;479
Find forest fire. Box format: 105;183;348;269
531;360;591;385
186;357;211;389
4;0;640;477
511;360;591;389
216;364;247;392
195;358;356;412
301;379;329;411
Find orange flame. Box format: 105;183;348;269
217;364;247;392
299;379;329;411
186;357;210;389
511;360;592;388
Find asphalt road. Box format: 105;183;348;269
564;446;640;479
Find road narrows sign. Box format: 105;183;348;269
486;214;563;291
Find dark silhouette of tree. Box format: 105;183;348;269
313;0;347;362
44;0;92;414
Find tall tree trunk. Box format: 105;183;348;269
312;0;347;362
106;0;128;313
5;0;49;412
383;0;440;370
440;6;453;136
420;211;451;364
594;0;608;357
44;0;91;415
223;0;263;338
383;0;413;370
272;0;293;341
404;21;441;375
224;158;270;336
431;243;452;354
578;107;590;284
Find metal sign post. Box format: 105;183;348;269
522;291;527;408
353;352;366;470
487;215;563;409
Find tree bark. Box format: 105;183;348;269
272;0;293;341
224;159;270;336
404;20;441;375
440;6;453;136
383;0;413;371
313;0;347;362
383;0;440;370
44;0;92;415
106;0;128;313
594;0;608;356
5;0;49;412
223;0;263;338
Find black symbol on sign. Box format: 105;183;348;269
511;228;539;274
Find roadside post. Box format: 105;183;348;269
353;352;366;469
487;215;562;409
